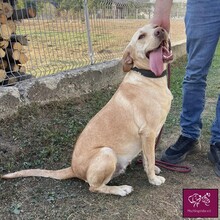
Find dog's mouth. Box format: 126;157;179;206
146;40;173;76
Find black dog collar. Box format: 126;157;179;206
131;67;167;78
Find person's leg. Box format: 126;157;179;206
211;95;220;145
161;1;220;178
208;95;220;177
182;0;220;142
161;35;219;164
181;36;219;140
181;0;220;140
161;0;220;164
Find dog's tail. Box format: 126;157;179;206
1;167;75;180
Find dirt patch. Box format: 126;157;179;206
0;98;219;220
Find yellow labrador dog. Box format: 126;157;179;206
2;24;173;196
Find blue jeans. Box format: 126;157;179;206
181;0;220;144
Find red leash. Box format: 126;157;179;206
155;160;191;173
154;63;191;173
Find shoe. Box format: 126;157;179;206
161;135;201;164
208;143;220;177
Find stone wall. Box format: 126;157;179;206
0;41;186;119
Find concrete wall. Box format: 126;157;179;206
0;41;186;119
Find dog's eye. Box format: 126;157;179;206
138;34;146;40
154;25;159;28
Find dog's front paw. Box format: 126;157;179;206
149;175;165;186
154;165;161;174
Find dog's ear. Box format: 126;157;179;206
122;46;133;73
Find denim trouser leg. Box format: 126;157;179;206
211;95;220;144
180;35;219;140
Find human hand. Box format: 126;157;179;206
150;16;170;33
150;0;172;33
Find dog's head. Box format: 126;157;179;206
122;24;173;76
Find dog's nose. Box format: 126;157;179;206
154;27;165;40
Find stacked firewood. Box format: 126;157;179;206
0;0;36;85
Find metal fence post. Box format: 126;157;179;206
84;0;94;65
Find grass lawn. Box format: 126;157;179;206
17;19;185;77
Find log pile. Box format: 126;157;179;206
0;0;36;85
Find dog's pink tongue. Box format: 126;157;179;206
149;47;163;76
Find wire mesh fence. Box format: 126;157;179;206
0;0;186;86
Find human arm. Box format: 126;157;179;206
150;0;173;32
